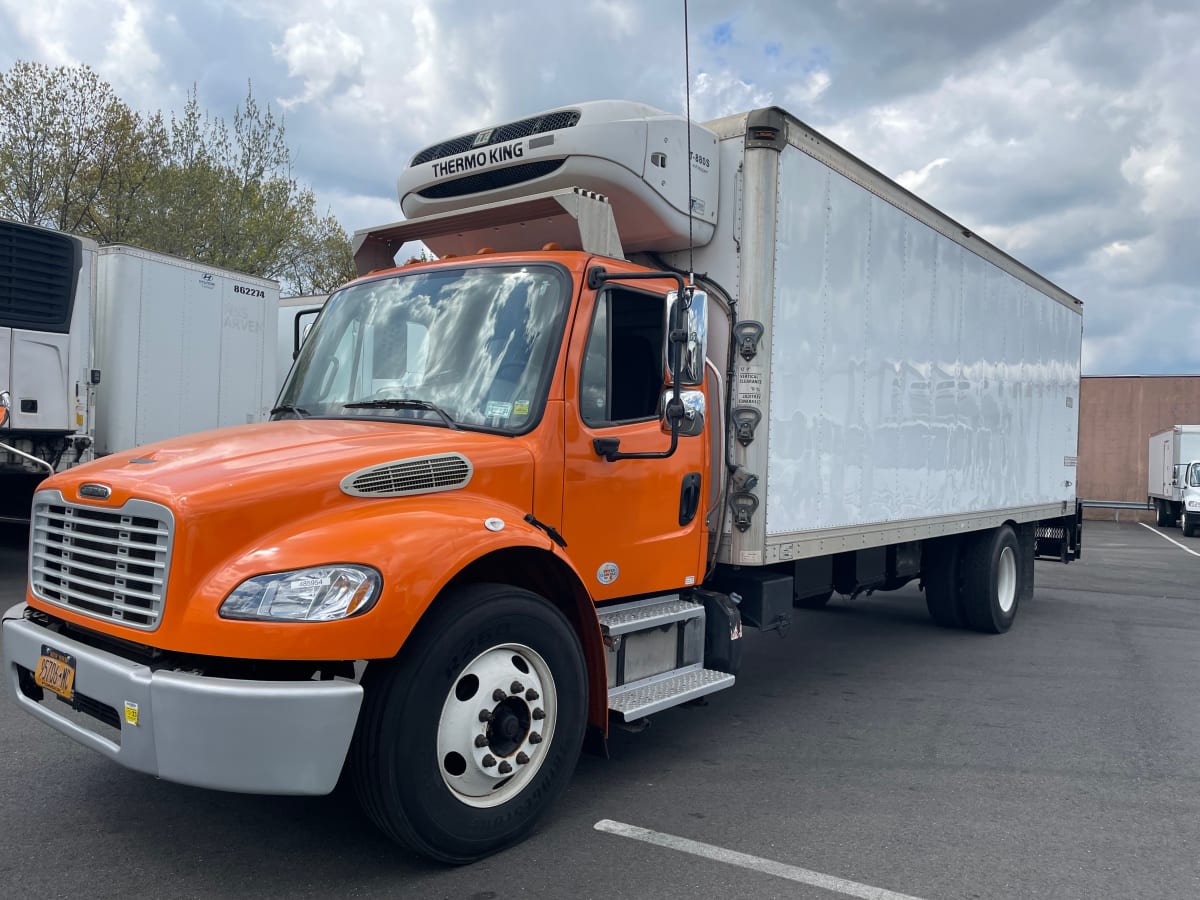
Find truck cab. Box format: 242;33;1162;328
1177;461;1200;535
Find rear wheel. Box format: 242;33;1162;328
351;583;587;863
961;526;1022;634
923;537;965;629
1155;500;1172;527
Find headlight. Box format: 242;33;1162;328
1188;500;1200;511
220;565;381;621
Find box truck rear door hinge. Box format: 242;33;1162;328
729;492;759;532
733;321;763;361
732;407;762;446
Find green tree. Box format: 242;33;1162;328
0;62;356;295
0;61;152;232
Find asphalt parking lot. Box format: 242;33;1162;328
2;519;1198;900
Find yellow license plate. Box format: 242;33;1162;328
34;645;76;701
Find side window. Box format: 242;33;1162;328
580;288;665;426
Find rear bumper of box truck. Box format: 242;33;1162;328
3;603;362;795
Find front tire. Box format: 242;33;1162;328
351;583;587;863
961;525;1022;634
1184;513;1197;537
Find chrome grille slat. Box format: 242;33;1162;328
31;564;162;602
30;492;174;631
30;554;165;584
32;582;161;619
33;543;166;573
35;517;169;539
33;525;169;562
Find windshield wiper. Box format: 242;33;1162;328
270;404;310;418
343;398;460;430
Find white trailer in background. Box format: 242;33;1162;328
1147;425;1200;532
0;220;278;520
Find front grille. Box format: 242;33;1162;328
417;160;565;200
0;220;82;333
341;453;473;498
411;110;581;165
30;493;174;630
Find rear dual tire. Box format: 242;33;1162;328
923;525;1026;634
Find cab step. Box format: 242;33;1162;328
608;666;735;720
597;594;735;721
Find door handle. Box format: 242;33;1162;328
679;472;702;526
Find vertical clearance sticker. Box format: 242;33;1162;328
124;701;139;726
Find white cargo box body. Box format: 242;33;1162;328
677;109;1083;565
93;246;279;455
1147;426;1200;500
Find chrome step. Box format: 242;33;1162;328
608;666;735;720
596;595;702;635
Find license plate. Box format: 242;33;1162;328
34;645;76;701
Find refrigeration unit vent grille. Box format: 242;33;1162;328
0;221;81;332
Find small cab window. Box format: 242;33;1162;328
580;287;666;426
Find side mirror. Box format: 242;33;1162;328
0;390;10;428
665;288;708;386
661;389;705;437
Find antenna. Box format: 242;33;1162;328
683;0;694;287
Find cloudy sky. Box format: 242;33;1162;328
1;0;1196;375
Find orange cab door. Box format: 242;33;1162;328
560;276;707;601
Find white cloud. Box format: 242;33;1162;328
2;0;1200;373
272;21;363;108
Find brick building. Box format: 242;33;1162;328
1078;376;1200;521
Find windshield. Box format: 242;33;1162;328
277;264;569;432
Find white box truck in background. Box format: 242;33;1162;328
1147;425;1200;531
0;220;278;521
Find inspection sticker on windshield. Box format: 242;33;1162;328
513;400;530;416
485;401;512;418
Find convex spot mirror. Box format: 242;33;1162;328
661;389;705;437
0;390;10;427
665;289;708;386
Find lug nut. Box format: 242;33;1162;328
498;761;513;774
510;681;524;694
482;754;496;767
529;732;543;744
532;708;545;720
525;689;539;701
474;734;489;748
493;688;507;702
516;752;530;765
478;709;492;722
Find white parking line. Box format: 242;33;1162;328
594;819;928;900
1139;523;1200;558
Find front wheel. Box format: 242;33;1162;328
1184;513;1197;537
351;583;587;863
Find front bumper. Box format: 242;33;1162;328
2;604;363;795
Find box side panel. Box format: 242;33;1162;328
764;144;1081;537
217;277;275;427
1177;430;1200;465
